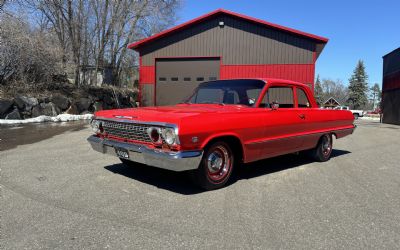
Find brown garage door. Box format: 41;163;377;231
156;58;220;106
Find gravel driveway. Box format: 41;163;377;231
1;120;399;249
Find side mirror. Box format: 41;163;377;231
271;102;279;110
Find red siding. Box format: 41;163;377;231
140;66;156;84
383;71;400;91
220;64;315;84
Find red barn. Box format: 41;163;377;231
129;9;328;106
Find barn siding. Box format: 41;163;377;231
139;14;316;66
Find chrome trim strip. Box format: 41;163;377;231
246;126;356;145
87;135;201;172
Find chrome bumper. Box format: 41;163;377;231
87;135;203;172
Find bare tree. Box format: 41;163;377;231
15;0;181;87
0;14;63;85
321;78;348;105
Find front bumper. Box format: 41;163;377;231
87;135;203;172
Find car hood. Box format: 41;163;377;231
94;104;251;125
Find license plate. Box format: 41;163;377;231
115;147;129;159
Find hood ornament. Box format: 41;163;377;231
114;115;137;119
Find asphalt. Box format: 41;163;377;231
1;120;399;249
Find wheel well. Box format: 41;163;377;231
205;136;244;164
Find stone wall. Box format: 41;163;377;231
0;86;137;119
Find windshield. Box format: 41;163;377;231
185;79;265;106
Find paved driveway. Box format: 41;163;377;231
1;120;399;249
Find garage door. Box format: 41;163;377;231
156;58;220;106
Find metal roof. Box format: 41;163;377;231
128;9;329;50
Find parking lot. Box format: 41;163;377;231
1;120;399;249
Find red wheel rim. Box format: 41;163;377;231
206;145;232;182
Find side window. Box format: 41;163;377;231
297;88;311;108
262;86;294;108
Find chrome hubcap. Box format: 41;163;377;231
207;145;230;181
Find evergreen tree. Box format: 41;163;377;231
347;60;369;109
314;75;324;106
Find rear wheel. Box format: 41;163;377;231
191;141;234;190
308;134;333;162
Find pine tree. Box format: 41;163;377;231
314;75;324;106
347;60;369;109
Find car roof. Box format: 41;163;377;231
209;78;309;88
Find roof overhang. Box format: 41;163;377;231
129;9;328;52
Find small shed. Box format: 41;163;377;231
129;9;328;106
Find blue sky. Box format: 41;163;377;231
178;0;400;86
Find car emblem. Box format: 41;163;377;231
114;115;137;119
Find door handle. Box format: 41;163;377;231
299;114;306;119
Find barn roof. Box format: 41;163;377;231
128;9;329;51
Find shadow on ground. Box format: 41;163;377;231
104;149;351;195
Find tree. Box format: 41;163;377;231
347;60;369;109
12;0;181;87
369;83;381;110
314;75;323;106
321;78;348;105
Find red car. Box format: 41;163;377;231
88;78;355;190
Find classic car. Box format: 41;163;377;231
88;78;355;190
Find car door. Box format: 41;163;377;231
257;85;303;159
294;86;318;149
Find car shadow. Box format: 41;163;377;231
104;149;351;195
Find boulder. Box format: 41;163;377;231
75;98;92;113
5;108;21;120
14;96;39;112
0;99;14;118
93;101;103;112
65;103;79;114
51;94;70;110
32;102;58;117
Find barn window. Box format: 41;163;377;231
159;77;166;81
184;77;191;81
171;77;178;81
196;77;204;81
209;77;217;81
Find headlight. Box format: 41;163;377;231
147;127;162;143
90;119;103;134
162;127;176;145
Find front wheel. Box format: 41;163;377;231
308;134;333;162
191;141;234;190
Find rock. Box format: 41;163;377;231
65;103;79;115
32;102;58;117
94;101;103;112
0;99;14;117
103;93;114;105
51;94;70;110
5;108;21;120
14;96;39;112
75;98;92;113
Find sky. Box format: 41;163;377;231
178;0;400;87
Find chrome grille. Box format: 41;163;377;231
101;120;153;143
